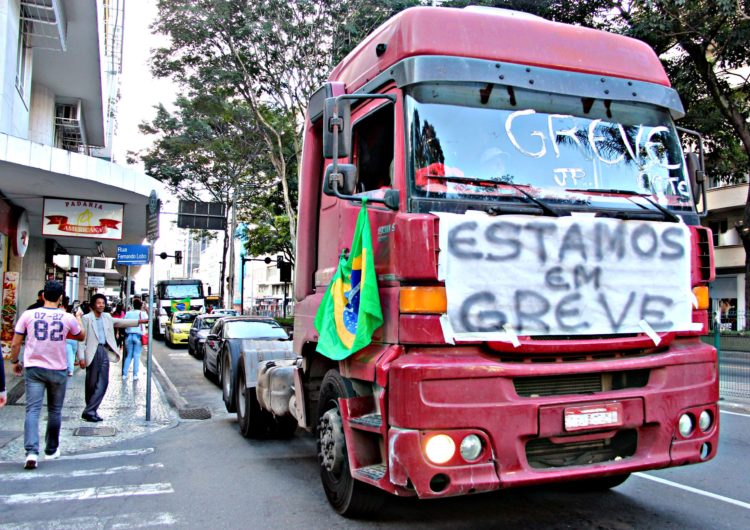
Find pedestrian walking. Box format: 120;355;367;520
79;294;147;422
122;298;147;381
112;302;126;351
64;298;80;377
9;280;85;469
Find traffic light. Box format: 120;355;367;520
277;255;284;268
175;250;183;265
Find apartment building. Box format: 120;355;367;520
703;180;749;327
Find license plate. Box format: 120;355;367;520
564;403;623;432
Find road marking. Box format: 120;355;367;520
2;511;179;529
0;482;174;505
0;447;155;465
720;410;750;418
634;473;750;510
169;353;189;357
55;447;155;461
2;463;164;482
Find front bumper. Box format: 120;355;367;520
385;338;719;498
170;330;190;343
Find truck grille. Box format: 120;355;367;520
526;429;637;469
514;370;649;397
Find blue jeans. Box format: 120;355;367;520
24;367;68;456
66;339;78;373
123;334;143;377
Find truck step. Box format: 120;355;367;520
348;413;383;432
354;463;386;481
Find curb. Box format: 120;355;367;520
151;353;188;410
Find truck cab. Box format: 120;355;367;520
245;6;717;517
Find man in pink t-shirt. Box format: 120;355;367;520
10;281;85;470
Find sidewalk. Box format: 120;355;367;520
0;353;176;462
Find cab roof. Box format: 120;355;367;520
329;6;670;92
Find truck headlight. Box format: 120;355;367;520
424;434;455;465
459;434;483;461
699;410;712;432
678;413;694;437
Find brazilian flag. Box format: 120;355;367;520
171;298;191;312
315;201;383;360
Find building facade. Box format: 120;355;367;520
0;0;160;355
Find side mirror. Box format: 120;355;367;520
324;164;358;196
207;334;217;341
323;97;352;159
686;152;705;204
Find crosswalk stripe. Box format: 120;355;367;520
2;463;164;482
1;511;179;529
0;447;155;465
55;447;155;461
0;483;174;505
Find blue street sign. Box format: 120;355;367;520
117;244;150;266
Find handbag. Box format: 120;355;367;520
139;310;148;346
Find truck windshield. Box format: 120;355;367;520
162;284;202;299
405;83;692;211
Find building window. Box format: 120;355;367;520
709;219;728;247
15;14;31;101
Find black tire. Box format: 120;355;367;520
568;473;631;492
188;342;194;356
202;353;211;380
195;343;204;360
236;366;272;438
317;370;385;518
222;349;236;412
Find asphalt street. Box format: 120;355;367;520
1;339;749;529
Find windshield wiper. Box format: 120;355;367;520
577;188;680;223
424;175;561;217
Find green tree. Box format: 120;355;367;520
150;0;419;256
132;93;268;300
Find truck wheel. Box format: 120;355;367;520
317;370;385;517
568;473;631;492
236;365;271;438
222;350;236;413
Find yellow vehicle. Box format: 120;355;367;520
165;311;200;347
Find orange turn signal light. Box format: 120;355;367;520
693;286;709;310
400;286;447;314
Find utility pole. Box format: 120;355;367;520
226;187;238;310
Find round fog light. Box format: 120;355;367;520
460;434;483;462
699;410;712;432
678;413;694;437
424;434;456;465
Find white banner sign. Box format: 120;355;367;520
43;198;123;240
436;212;694;344
86;275;105;288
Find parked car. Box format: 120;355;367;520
188;314;222;358
202;317;289;412
165;311;200;347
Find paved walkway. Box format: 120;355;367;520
0;353;176;463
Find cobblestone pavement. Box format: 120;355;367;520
0;353;176;462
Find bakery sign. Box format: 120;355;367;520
43;198;123;240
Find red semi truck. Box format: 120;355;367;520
234;6;717;517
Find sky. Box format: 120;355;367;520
112;0;177;166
